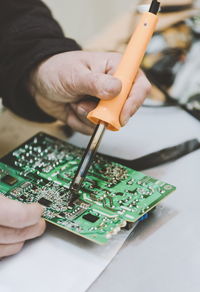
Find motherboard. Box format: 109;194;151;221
0;132;176;244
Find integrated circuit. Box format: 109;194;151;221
38;197;52;207
83;213;99;223
0;132;176;244
1;175;18;186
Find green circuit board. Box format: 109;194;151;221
0;132;176;244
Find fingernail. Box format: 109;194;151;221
122;116;129;126
78;106;87;117
122;120;128;126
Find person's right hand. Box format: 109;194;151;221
31;51;151;135
0;195;46;258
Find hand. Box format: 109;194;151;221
31;51;151;135
0;195;46;258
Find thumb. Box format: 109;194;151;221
78;72;122;99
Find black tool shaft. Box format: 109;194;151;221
69;123;106;193
149;0;160;14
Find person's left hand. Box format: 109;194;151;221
30;51;151;135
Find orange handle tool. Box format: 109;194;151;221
87;12;159;131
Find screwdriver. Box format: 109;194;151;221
69;0;160;198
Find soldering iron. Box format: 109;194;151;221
69;0;160;200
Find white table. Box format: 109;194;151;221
0;106;199;292
70;106;200;292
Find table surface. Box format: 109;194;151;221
0;106;200;292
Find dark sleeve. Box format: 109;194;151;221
0;0;81;122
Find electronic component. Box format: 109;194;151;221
83;213;99;223
0;132;176;244
1;175;18;186
38;197;52;207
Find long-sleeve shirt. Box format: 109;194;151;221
0;0;81;122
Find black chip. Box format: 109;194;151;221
83;213;99;223
1;175;18;186
20;195;27;201
58;212;65;217
38;197;52;207
116;192;124;196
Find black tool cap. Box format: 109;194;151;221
149;0;160;15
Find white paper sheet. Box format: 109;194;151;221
0;224;137;292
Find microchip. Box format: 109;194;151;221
1;175;18;186
115;192;124;196
83;213;99;223
19;195;27;201
58;212;65;217
38;197;52;207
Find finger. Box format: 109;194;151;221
0;195;44;229
104;54;121;75
66;109;95;135
70;99;97;127
49;102;95;135
88;52;121;75
0;219;46;244
35;93;71;120
35;95;95;135
74;71;122;100
120;71;151;126
0;242;24;258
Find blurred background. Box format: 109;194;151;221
42;0;200;121
43;1;200;45
1;0;200;119
43;0;138;44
